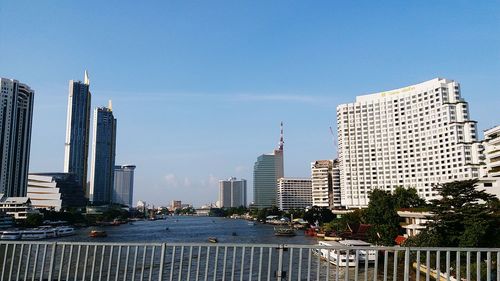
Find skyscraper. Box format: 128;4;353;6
219;177;247;208
89;103;117;204
64;71;91;195
113;164;136;207
337;78;481;208
252;123;284;209
0;78;34;197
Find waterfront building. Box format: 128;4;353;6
0;195;38;220
89;103;117;204
476;125;500;198
397;210;433;238
337;78;481;208
219;177;247;208
171;200;182;210
64;71;92;195
311;160;342;209
0;78;34;197
27;173;87;211
253;123;284;209
276;178;312;211
113;164;136;207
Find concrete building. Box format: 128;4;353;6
64;71;92;196
171;200;182;211
397;210;433;237
89;103;117;204
0;78;34;197
337;78;481;208
0;195;38;220
253;123;284;209
27;173;87;211
476;125;500;198
311;160;342;209
219;177;247;208
113;165;136;207
276;178;312;211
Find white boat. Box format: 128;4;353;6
1;230;22;240
338;240;377;263
21;229;48;240
317;241;357;267
56;226;75;237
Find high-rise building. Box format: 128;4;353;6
276;178;312;211
113;164;136;207
310;159;341;208
89;103;117;204
476;125;500;198
27;173;87;211
337;78;481;208
64;71;91;195
0;78;34;197
253;123;284;209
219;177;247;208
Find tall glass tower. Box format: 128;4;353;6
252;123;284;209
89;103;117;204
64;71;91;196
0;78;34;197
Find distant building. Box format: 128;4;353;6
276;178;312;211
89;103;117;204
0;195;38;220
64;71;92;196
0;78;34;197
219;177;247;208
27;173;87;211
311;160;335;208
113;165;136;207
253;123;284;209
171;200;182;210
337;78;481;208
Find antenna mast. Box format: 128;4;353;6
279;121;284;151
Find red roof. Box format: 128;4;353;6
395;235;407;245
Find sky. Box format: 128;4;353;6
1;1;499;207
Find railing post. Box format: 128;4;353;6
47;242;57;281
403;247;410;281
158;243;166;281
276;244;285;281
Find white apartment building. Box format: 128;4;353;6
476;125;500;198
219;177;247;208
276;178;312;211
311;160;342;208
337;78;481;208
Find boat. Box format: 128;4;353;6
208;237;218;243
89;230;107;238
38;226;57;238
324;236;342;241
247;221;256;226
317;241;357;267
338;240;377;263
56;226;75;237
274;226;296;236
1;230;22;240
21;229;49;240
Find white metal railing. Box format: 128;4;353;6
0;241;499;281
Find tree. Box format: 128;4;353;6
393;186;426;209
303;206;335;226
364;189;399;246
406;180;500;247
24;213;43;227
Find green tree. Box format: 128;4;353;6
364;189;399;246
393;186;426;209
303;206;335;226
24;213;43;227
406;180;500;247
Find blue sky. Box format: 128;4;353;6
1;1;499;206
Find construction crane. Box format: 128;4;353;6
329;126;338;159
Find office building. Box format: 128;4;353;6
0;78;34;197
276;178;312;211
89;103;117;204
113;164;136;207
219;177;247;208
253;123;284;209
337;78;481;208
27;173;87;211
64;71;92;195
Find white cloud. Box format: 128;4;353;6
164;173;179;187
183;177;192;187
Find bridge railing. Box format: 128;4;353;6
0;241;499;281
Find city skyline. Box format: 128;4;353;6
1;1;499;206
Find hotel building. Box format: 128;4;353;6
253;123;284;209
337;78;481;208
64;72;92;195
219;177;247;208
276;178;312;211
89;103;117;204
0;78;34;197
